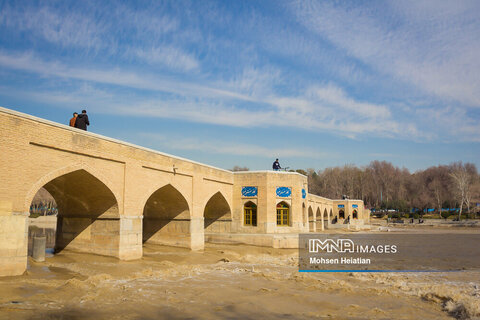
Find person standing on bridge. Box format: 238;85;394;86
69;112;78;127
75;109;90;131
272;158;282;171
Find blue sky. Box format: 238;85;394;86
0;0;479;172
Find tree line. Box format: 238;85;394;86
301;161;480;219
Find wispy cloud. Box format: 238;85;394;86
0;0;478;173
292;1;480;107
138;133;332;159
0;4;106;51
0;50;408;139
133;46;200;71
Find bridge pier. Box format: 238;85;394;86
190;217;205;250
55;216;119;257
119;216;143;260
0;211;28;277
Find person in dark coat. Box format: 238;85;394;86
75;109;90;131
272;158;281;171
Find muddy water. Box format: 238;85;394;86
1;236;479;319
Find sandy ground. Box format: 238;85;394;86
1;230;479;319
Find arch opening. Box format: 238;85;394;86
302;203;306;228
244;201;257;227
315;208;322;231
28;187;57;257
277;202;290;226
143;184;190;247
308;206;314;232
29;169;120;257
323;208;329;229
330;208;336;224
204;192;232;233
339;209;345;219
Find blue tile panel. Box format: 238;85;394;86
276;187;292;197
242;186;258;197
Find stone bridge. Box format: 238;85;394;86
0;106;369;277
0;107;236;276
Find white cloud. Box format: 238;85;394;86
306;84;391;119
0;51;252;101
415;106;480;143
223;66;282;97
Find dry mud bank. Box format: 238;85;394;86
0;243;478;320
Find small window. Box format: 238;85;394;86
276;202;290;226
339;209;345;219
244;202;257;226
353;210;358;219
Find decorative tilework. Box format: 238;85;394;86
276;187;292;197
242;186;258;197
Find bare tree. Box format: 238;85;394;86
306;160;478;218
449;162;475;220
423;165;450;218
231;166;249;172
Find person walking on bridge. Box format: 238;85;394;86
75;109;90;131
69;112;78;127
272;158;282;171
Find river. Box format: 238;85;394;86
1;227;479;319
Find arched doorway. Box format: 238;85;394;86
29;169;120;257
204;192;231;233
277;202;290;226
308;206;314;231
353;210;358;219
143;184;190;247
339;209;345;219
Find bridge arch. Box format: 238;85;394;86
204;191;232;233
316;207;322;231
24;163;121;214
142;183;191;247
302;203;306;228
323;208;329;229
25;165;121;257
308;206;314;232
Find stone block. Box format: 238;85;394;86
0;256;27;277
121;218;133;231
0;201;12;216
